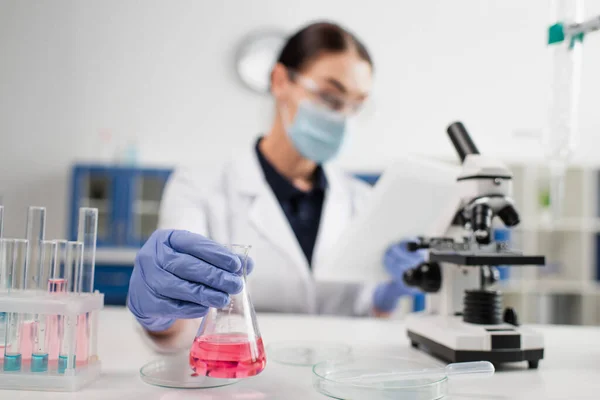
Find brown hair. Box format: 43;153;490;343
276;21;373;73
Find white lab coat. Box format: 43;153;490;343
158;144;376;316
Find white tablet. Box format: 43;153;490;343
316;155;461;283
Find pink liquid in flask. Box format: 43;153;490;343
189;333;266;379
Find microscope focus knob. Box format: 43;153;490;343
503;307;520;326
402;262;441;293
497;204;520;227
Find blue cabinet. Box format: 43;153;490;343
70;166;120;247
70;165;172;247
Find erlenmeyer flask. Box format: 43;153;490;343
189;244;266;379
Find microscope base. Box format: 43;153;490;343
406;315;544;369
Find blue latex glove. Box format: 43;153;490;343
373;239;427;312
128;229;254;332
383;239;428;281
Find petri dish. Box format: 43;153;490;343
267;341;351;366
140;353;240;389
312;355;448;400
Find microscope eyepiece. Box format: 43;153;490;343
447;121;480;163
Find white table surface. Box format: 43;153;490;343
5;307;600;399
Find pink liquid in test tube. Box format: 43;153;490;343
19;321;34;361
47;317;60;361
76;314;88;365
48;278;67;293
47;278;67;360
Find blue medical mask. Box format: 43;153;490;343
284;100;347;164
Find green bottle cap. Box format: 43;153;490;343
548;23;565;45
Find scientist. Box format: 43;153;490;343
127;21;424;344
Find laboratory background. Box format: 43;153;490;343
1;0;600;398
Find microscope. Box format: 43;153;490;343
403;121;546;369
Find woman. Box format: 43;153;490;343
128;21;424;349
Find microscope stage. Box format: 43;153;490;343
428;251;545;266
406;314;544;369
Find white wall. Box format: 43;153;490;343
1;0;600;239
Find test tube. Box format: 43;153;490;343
20;207;46;361
0;207;4;353
49;240;68;293
0;205;4;237
77;208;97;293
30;240;57;372
3;239;28;371
77;208;97;365
25;206;46;290
47;240;68;361
58;241;83;373
0;238;11;353
0;238;9;289
65;241;83;293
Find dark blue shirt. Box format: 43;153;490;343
255;139;327;267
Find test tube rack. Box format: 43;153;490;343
0;290;104;391
0;206;103;391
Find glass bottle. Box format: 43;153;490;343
189;244;266;379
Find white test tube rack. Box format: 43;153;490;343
0;290;104;391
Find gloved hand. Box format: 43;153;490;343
128;229;254;332
373;239;427;312
383;238;428;281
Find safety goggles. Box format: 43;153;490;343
288;71;365;116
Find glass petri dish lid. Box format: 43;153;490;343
313;355;448;400
267;340;352;366
140;353;240;389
